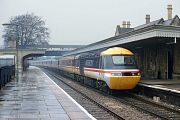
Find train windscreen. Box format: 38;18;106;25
112;55;136;66
103;55;137;69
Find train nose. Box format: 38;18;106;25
108;75;141;90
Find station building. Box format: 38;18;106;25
115;5;180;80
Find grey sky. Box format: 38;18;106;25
0;0;179;46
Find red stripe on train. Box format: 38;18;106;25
84;68;139;73
62;66;139;73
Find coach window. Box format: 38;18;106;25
85;60;93;67
70;60;73;66
68;60;71;66
75;59;79;67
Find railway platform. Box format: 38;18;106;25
0;66;95;120
136;79;180;106
139;79;180;93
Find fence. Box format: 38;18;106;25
0;65;15;89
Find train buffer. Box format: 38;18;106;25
0;66;95;120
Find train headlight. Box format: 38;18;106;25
132;72;140;76
111;72;122;76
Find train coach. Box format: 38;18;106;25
33;47;141;91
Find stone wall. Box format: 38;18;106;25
173;39;180;79
134;44;168;79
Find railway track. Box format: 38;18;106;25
116;94;180;120
44;68;180;120
44;69;125;120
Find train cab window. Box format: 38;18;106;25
112;55;135;66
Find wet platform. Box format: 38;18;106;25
139;79;180;93
0;66;95;120
137;79;180;106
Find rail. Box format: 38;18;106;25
44;69;125;120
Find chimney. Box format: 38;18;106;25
167;5;172;20
127;21;130;28
122;21;126;28
145;14;150;24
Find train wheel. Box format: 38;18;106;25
74;75;77;81
92;79;97;88
77;75;80;82
106;86;113;95
95;80;100;90
80;76;84;84
98;81;106;92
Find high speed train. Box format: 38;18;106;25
32;47;141;91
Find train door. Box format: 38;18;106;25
167;49;173;79
80;58;84;75
98;56;104;80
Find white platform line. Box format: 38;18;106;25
139;83;180;94
42;71;96;120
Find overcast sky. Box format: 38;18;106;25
0;0;180;46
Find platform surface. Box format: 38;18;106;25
0;66;95;120
139;79;180;92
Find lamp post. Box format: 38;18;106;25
2;23;19;82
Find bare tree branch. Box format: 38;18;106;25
2;13;50;48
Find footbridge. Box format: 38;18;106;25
30;45;84;56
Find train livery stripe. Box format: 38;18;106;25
61;66;139;73
84;68;139;73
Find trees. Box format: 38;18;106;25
2;13;50;48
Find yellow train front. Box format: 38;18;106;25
73;47;141;90
99;47;141;90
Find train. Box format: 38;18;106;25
32;47;141;91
